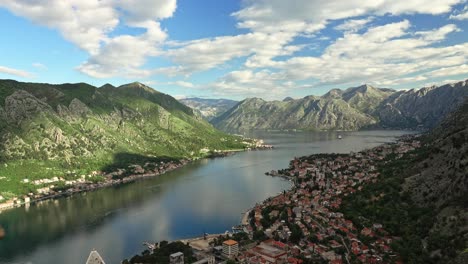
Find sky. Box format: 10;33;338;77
0;0;467;100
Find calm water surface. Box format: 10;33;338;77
0;130;411;264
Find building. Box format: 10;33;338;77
170;252;184;264
85;250;105;264
223;239;239;258
192;256;215;264
248;241;288;264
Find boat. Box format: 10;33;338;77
338;135;342;139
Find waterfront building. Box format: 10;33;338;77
223;239;239;258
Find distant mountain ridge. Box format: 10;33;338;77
211;80;468;131
180;97;238;121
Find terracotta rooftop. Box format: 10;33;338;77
223;239;238;246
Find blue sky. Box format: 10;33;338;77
0;0;467;100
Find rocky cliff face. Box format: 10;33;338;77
375;80;468;129
213;96;375;131
401;97;468;263
4;90;53;125
212;84;390;131
212;80;468;131
404;94;468;214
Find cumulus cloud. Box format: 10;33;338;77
118;0;177;24
0;0;466;97
416;24;461;41
334;17;375;32
450;5;468;20
0;65;33;78
197;19;466;97
0;0;176;78
277;21;466;86
233;0;462;34
163;0;463;78
0;0;118;54
202;70;311;99
77;21;167;78
164;32;300;75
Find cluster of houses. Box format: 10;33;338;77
0;159;190;212
237;138;421;263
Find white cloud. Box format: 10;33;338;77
201;69;310;99
0;0;465;96
163;0;463;77
275;21;467;87
164;32;300;75
172;81;195;88
450;5;468;20
426;64;468;77
334;17;375;32
0;65;33;78
32;62;47;70
233;0;462;34
0;0;118;54
118;0;177;24
0;0;176;78
77;21;167;78
416;24;460;41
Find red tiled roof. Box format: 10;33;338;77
223;239;238;246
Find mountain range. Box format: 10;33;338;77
180;98;238;121
0;80;245;198
210;80;468;131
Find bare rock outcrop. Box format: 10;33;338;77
4;90;52;125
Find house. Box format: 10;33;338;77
361;227;373;237
170;252;184;264
249;241;288;264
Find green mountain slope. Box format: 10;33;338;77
0;80;245;197
341;97;468;263
212;80;468;131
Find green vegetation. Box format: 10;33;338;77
211;232;252;247
123;241;196;264
0;80;248;198
341;144;465;263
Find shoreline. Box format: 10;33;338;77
161;134;417;251
0;159;190;213
0;145;274;214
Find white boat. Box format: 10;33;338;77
338;135;342;139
